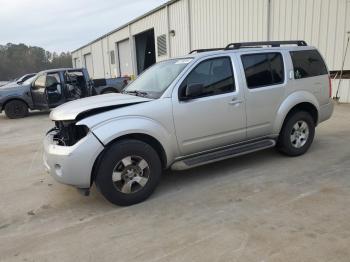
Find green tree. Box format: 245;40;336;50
0;43;72;80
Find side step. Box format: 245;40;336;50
171;139;276;171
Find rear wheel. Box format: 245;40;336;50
4;100;29;119
95;139;162;206
277;111;315;156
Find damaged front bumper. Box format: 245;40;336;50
43;129;104;188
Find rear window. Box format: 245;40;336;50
241;52;284;89
290;50;328;79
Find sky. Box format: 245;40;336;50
0;0;169;53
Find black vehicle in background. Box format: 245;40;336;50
0;68;130;119
93;77;130;94
0;68;94;118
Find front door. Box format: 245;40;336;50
172;56;246;155
31;75;48;109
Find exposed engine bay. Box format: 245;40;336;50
51;121;89;146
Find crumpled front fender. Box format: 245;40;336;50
81;116;177;167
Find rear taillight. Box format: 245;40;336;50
328;75;332;97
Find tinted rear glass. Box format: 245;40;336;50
290;50;328;79
241;52;284;88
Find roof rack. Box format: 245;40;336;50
189;48;224;54
225;40;307;49
189;40;308;54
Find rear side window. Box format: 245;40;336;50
290;50;328;79
241;52;284;89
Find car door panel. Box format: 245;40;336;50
172;55;246;155
31;74;49;109
239;51;287;138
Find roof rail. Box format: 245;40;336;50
189;48;224;54
225;40;307;49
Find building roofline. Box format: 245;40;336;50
71;0;179;53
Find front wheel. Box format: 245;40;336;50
4;100;29;119
95;139;162;206
277;111;315;156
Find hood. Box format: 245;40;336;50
0;81;21;90
50;93;153;121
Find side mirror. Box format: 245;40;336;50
185;83;203;98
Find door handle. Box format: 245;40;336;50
229;98;243;105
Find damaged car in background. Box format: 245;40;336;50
0;68;129;119
0;68;94;118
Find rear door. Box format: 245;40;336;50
172;55;246;155
239;51;286;138
46;72;64;108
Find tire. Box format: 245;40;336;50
277;111;315;156
4;100;29;119
95;139;162;206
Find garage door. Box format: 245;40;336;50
117;39;133;77
84;53;94;78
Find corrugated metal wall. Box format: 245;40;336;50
107;27;129;78
91;40;105;78
71;0;350;101
332;79;350;103
169;0;190;56
189;0;268;50
270;0;350;70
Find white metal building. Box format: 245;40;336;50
72;0;350;102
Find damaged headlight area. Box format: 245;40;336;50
49;121;89;146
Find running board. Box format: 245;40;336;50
171;139;276;171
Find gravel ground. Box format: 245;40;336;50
0;104;349;262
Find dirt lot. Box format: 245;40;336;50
0;105;350;262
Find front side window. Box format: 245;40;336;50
179;57;235;99
33;75;46;89
241;52;284;89
23;75;37;85
290;50;328;79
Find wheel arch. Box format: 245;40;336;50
273;91;320;134
2;98;30;112
101;87;119;94
90;133;168;186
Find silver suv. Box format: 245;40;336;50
43;41;334;206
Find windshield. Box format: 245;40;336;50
23;75;37;85
123;58;192;98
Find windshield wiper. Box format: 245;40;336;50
122;90;149;97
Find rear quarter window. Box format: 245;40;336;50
290;50;328;79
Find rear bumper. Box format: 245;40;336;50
319;100;334;124
43;131;104;188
